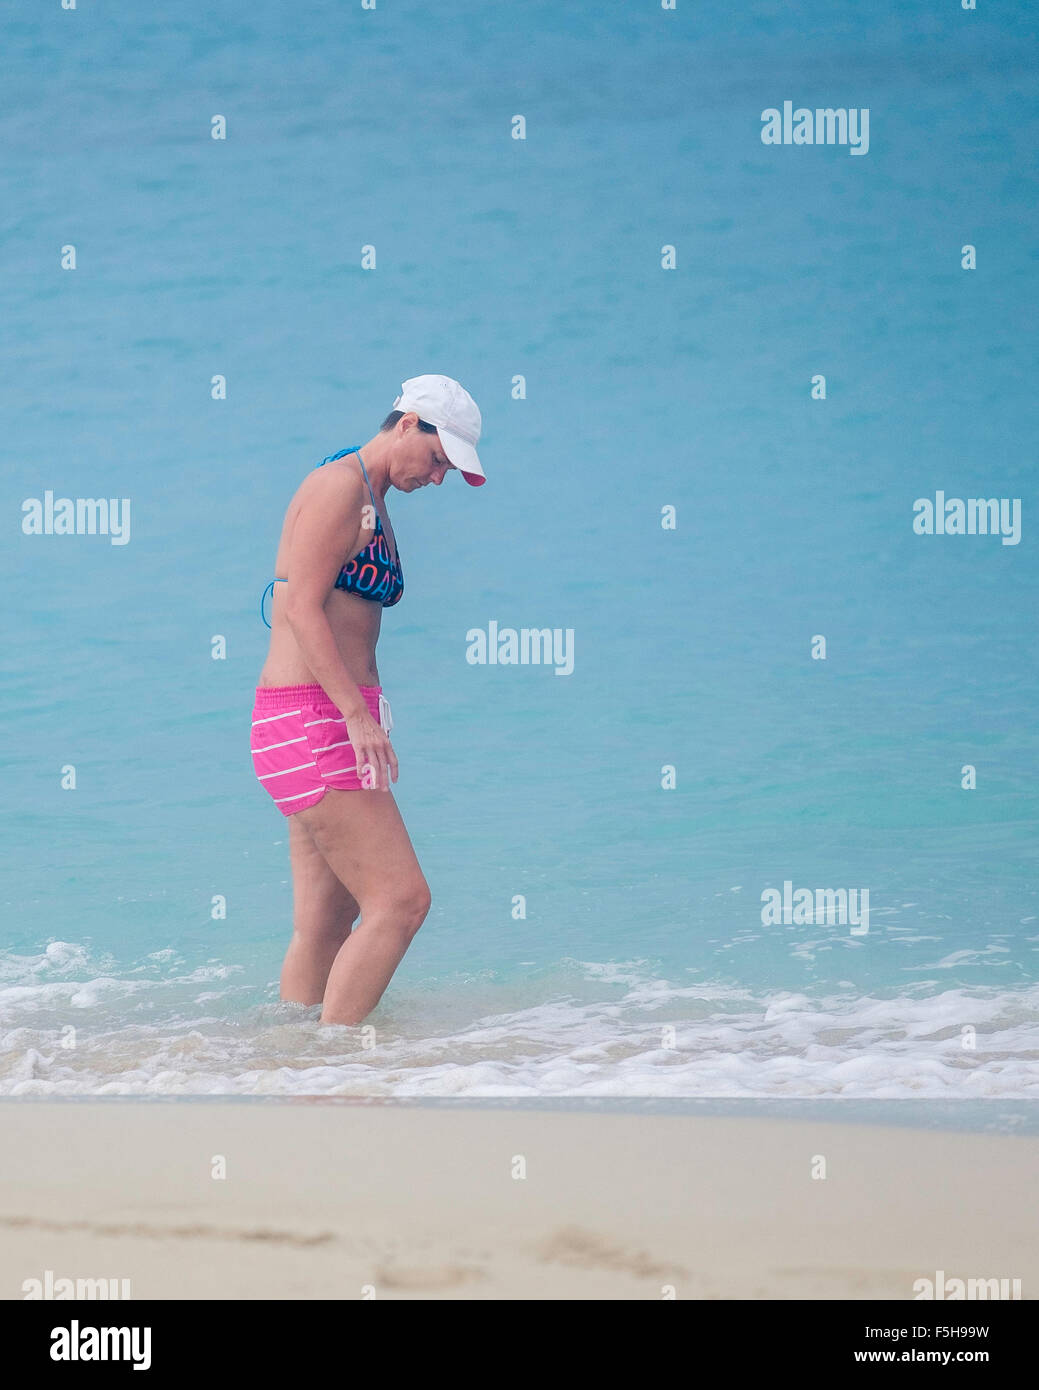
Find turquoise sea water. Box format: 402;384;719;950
2;2;1037;1107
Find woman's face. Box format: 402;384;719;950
399;419;455;489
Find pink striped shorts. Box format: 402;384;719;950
250;682;393;816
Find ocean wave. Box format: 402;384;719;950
0;945;1037;1099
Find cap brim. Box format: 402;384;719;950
438;426;486;486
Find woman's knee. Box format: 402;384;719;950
368;880;430;935
403;879;431;934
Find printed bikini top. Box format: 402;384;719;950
260;446;403;628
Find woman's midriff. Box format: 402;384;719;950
257;586;383;690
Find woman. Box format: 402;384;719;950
250;375;485;1026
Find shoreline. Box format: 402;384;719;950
2;1102;1035;1299
3;1094;1036;1136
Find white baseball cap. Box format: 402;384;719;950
392;374;485;486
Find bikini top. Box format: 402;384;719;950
260;446;403;628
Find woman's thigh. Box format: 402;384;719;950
288;814;359;932
294;787;429;913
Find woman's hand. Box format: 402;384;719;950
344;707;398;791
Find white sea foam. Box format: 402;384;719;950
0;945;1037;1100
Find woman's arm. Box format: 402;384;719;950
282;467;370;720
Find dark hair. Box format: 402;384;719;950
379;410;439;434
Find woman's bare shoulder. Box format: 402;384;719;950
289;458;366;515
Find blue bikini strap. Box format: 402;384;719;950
318;445;376;509
258;578;274;628
317;446;360;468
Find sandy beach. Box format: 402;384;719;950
1;1102;1034;1300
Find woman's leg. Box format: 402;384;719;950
280;814;361;1005
295;787;431;1025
